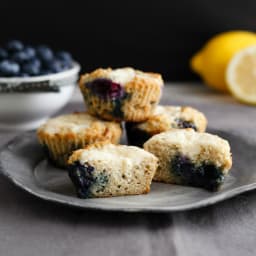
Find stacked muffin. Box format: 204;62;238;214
37;67;232;198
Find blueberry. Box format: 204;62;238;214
36;45;54;62
12;46;37;63
55;52;73;70
0;48;8;60
22;59;41;76
46;59;64;73
23;46;36;59
171;154;224;191
86;78;125;99
56;51;72;63
94;173;109;193
176;119;197;131
30;58;41;67
60;60;73;70
0;60;20;77
6;40;24;52
68;161;95;198
12;51;29;63
172;154;194;180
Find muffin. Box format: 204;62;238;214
37;112;122;167
126;105;207;147
67;142;158;198
79;67;163;122
144;129;232;191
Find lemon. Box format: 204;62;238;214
191;31;256;92
226;45;256;105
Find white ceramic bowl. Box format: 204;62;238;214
0;63;80;131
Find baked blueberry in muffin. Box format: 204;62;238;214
37;112;122;167
144;129;232;191
68;142;158;198
126;105;207;147
79;67;163;122
68;161;109;198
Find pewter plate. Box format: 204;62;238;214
0;130;255;212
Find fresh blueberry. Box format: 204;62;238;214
22;59;41;76
46;59;64;73
31;58;41;67
56;51;72;63
11;46;36;63
23;46;36;59
6;40;24;52
60;60;73;70
12;51;29;63
36;45;54;62
0;48;8;60
86;78;125;99
0;60;20;77
0;41;75;77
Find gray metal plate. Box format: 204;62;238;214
0;130;255;212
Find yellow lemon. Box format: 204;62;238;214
226;45;256;105
191;31;256;92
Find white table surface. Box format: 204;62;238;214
0;83;256;256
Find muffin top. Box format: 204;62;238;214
135;105;207;133
144;129;232;170
68;142;158;171
37;112;121;136
79;67;163;87
145;129;230;149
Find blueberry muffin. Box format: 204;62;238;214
126;105;207;147
144;129;232;191
67;142;158;198
79;67;163;122
37;113;122;167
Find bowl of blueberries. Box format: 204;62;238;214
0;40;80;131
